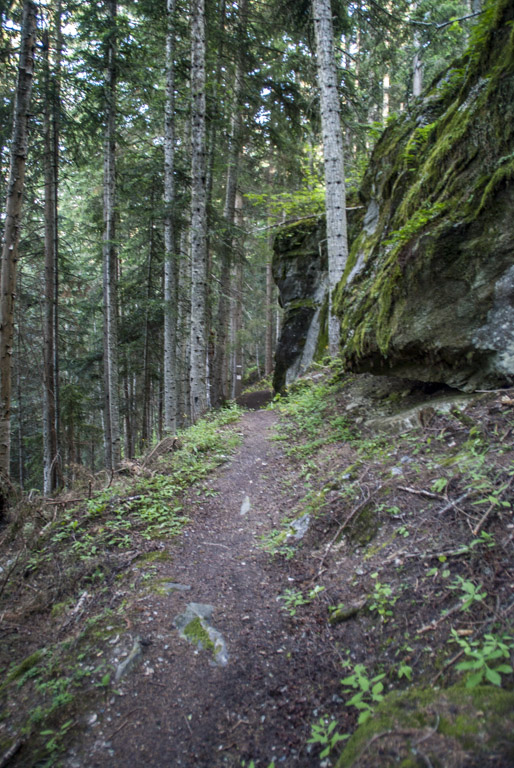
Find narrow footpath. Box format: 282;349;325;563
64;409;341;768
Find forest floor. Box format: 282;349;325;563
1;369;514;768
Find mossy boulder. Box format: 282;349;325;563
335;684;514;768
334;0;514;391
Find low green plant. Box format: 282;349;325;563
397;661;413;681
368;574;397;620
450;630;514;688
278;585;325;617
341;663;386;724
450;576;487;611
307;716;349;760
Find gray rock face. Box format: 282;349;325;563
272;217;327;392
333;0;514;391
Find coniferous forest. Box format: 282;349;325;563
1;0;475;497
2;1;514;767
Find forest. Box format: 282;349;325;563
0;0;477;497
1;0;514;766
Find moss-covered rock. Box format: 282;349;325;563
335;684;514;768
334;0;514;391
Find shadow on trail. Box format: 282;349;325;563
236;389;274;410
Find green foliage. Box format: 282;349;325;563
341;663;386;724
450;576;487;612
451;631;514;688
368;574;397;621
307;716;349;760
278;585;325;617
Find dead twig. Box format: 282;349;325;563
184;715;193;735
111;708;144;738
437;491;472;516
0;740;23;768
312;488;376;579
418;601;463;634
398;486;442;500
473;475;514;536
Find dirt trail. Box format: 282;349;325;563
65;409;339;768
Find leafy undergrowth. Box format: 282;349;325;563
0;404;242;767
268;366;514;768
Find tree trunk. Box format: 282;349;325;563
0;0;37;506
205;0;226;400
211;60;245;404
312;0;348;357
141;217;154;452
42;1;62;495
382;71;390;121
102;0;121;471
412;35;423;97
189;0;208;422
231;193;244;399
163;0;178;435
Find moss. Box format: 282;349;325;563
6;650;46;684
332;0;514;388
137;551;171;564
335;684;514;768
477;154;514;213
344;502;379;547
314;294;329;360
183;617;215;653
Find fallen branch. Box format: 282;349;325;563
0;740;23;768
43;498;86;506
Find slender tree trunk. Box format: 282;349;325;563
231;193;244;399
312;0;348;357
189;0;208;422
382;71;390;121
211;61;244;404
265;259;274;376
412;36;423;97
42;2;62;495
0;0;37;506
205;0;226;399
141;218;154;452
53;0;62;480
163;0;178;435
102;0;121;471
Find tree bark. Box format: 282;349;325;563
231;193;244;399
189;0;208;422
412;35;423;97
163;0;178;436
102;0;121;470
0;0;37;505
42;0;62;495
312;0;348;357
265;258;274;376
211;57;244;405
141;216;154;452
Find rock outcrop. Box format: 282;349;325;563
273;0;514;392
335;0;514;391
272;217;328;392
